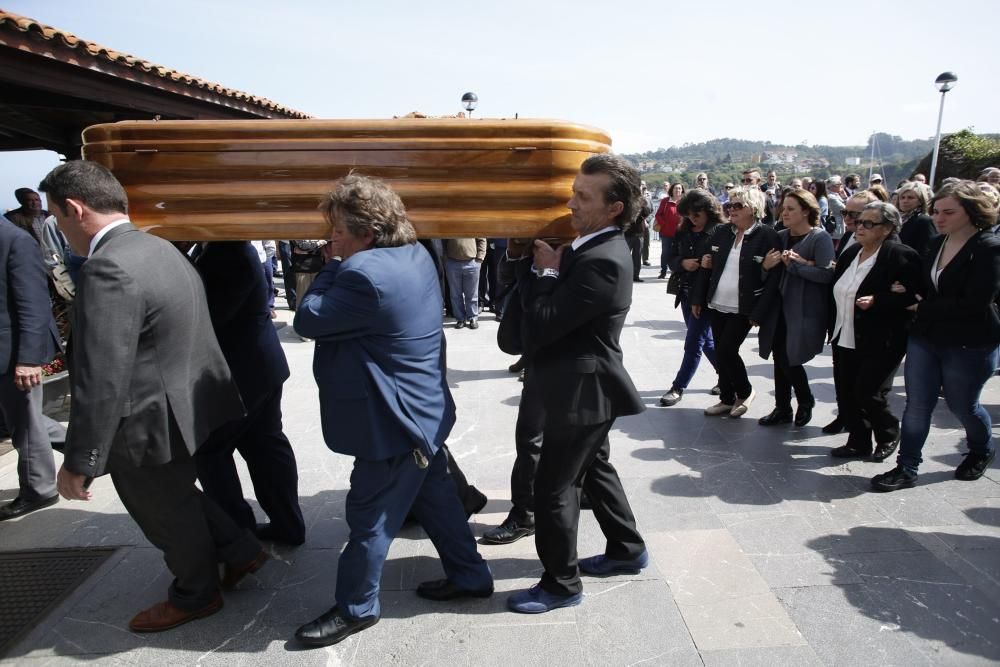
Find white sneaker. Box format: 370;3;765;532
704;401;734;416
729;388;756;417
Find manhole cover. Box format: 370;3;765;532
0;548;116;656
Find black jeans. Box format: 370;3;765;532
771;313;814;411
710;310;754;404
832;343;903;452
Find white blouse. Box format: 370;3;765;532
831;246;880;349
710;240;743;314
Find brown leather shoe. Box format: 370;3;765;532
222;549;269;590
128;595;222;632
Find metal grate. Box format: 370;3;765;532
0;548;116;656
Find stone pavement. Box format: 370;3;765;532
2;242;999;666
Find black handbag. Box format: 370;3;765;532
666;270;682;295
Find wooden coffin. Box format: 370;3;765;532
80;119;611;240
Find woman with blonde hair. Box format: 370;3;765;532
691;186;781;418
895;181;938;257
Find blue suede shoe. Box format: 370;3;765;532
579;550;649;576
507;584;582;614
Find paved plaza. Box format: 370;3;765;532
2;241;999;666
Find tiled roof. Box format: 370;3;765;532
0;9;310;119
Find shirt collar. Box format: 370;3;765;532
88;218;131;256
572;225;618;251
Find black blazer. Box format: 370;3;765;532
0;217;60;374
835;231;855;258
898;213;938;258
911;231;1000;347
691;222;781;322
519;230;644;426
666;224;717;307
195;242;290;411
828;241;922;355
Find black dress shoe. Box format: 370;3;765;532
794;402;814;427
256;522;305;546
633;278;644;283
657;270;666;279
872;435;901;463
758;408;792;426
463;486;488;518
481;517;535;545
822;417;845;435
871;466;918;492
468;319;479;330
416;578;493;601
955;450;996;481
830;444;870;458
295;606;379;647
508;358;525;373
0;494;58;521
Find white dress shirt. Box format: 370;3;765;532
831;246;880;349
88;217;131;256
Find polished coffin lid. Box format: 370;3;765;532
81;118;611;240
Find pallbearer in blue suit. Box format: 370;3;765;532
292;174;493;648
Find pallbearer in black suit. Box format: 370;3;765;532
506;154;647;614
192;241;305;546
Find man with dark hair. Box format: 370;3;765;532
505;153;648;614
41;160;265;633
4;188;49;242
0;214;61;521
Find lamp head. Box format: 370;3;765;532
935;71;958;93
461;92;478;112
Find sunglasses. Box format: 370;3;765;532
723;202;747;212
843;210;863;220
858;220;887;229
741;178;754;184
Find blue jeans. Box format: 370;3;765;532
445;258;482;321
671;292;718;391
660;236;673;272
897;335;998;471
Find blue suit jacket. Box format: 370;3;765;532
294;243;455;461
0;217;60;374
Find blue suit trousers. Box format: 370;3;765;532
336;447;492;620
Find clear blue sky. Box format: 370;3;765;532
3;0;998;209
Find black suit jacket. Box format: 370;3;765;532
898;213;938;258
911;231;1000;347
518;231;644;426
0;217;60;374
828;241;922;354
194;242;290;410
691;222;781;322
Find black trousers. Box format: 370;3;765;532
109;443;260;611
626;235;643;280
509;373;545;523
195;385;305;543
771;313;814;411
278;241;296;310
642;227;650;262
710;310;754;404
832;343;903;452
534;419;645;596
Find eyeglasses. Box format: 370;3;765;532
723;202;747;212
859;220;887;229
843;210;862;220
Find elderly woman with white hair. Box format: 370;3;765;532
896;181;939;257
828;202;922;461
691;186;781;418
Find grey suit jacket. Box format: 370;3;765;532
64;223;244;477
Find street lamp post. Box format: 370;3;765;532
929;71;958;189
461;92;478;118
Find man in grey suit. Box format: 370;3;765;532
0;216;61;521
40;161;266;633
